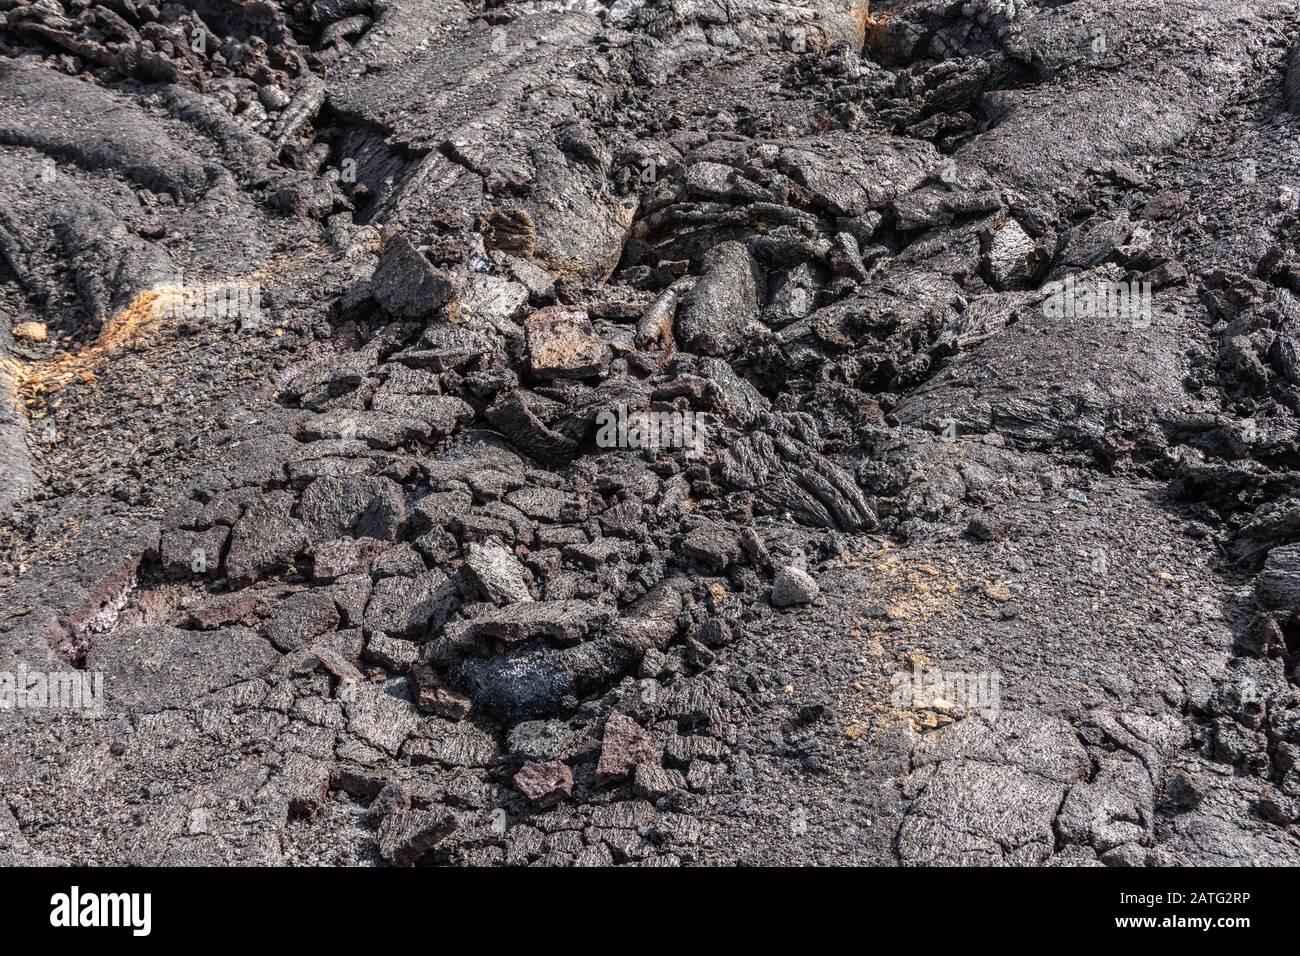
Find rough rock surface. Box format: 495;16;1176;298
1;0;1300;868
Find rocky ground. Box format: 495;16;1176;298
0;0;1298;867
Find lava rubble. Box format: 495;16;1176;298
0;0;1298;867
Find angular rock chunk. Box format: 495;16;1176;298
485;389;580;466
298;410;431;449
597;712;656;783
159;526;229;578
399;324;503;372
634;763;686;801
270;77;328;152
370;394;474;439
1257;544;1300;611
403;718;498;768
456;272;529;325
563;537;633;568
263;591;341;652
363;633;419;671
378;809;458;866
345;679;422;753
226;514;310;586
310;645;364;686
371;235;456;319
364;570;459;638
187;592;258;630
454;646;573;720
330;574;373;629
682;521;743;572
505;487;572;522
412;490;473;531
312;537;391;580
410;663;472;719
776;134;938;217
464;539;533;604
524;139;635;280
371;544;427;579
983;219;1040;291
514;760;573;807
472;600;607;643
525;306;608;378
280;352;371;407
300;476;406;542
364;783;411;827
507;720;575;761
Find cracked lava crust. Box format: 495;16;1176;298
1;0;1300;866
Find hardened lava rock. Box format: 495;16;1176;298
0;0;1299;867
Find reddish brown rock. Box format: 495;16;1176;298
596;711;656;784
410;663;472;719
514;760;573;807
524;306;607;378
186;591;257;630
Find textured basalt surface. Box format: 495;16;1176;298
1;0;1299;866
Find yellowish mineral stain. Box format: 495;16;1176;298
15;270;270;407
18;285;185;400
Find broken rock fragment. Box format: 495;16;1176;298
371;235;456;319
1257;544;1300;611
776;135;938;217
262;591;341;652
159;526;229;578
507;720;575;761
597;712;657;784
485;389;580;465
464;539;533;604
633;763;687;802
370;394;473;439
682;521;744;572
525;306;608;378
363;633;419;671
226;515;310;587
471;599;607;644
298;410;431;449
364;783;412;827
514;760;573;808
312;537;391;580
410;663;472;719
300;476;406;542
377;809;458;866
363;570;459;638
984;219;1040;291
